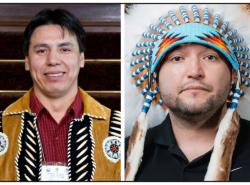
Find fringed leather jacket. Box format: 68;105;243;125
0;88;121;181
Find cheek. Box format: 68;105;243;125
67;60;81;73
65;62;81;79
158;65;181;94
209;67;231;92
28;62;42;74
64;55;81;68
28;56;45;69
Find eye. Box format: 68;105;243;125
169;56;184;62
60;47;71;53
204;54;217;62
36;49;47;55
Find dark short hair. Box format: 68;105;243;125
23;8;86;56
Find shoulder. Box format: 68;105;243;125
125;120;165;152
3;91;31;115
239;118;250;126
238;118;250;135
79;88;112;119
236;118;250;147
239;118;250;134
79;88;121;137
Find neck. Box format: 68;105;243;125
33;87;78;123
169;104;227;162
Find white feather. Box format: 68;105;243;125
126;112;148;181
205;108;235;180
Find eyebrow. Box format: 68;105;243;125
58;42;74;48
33;42;74;49
33;44;48;49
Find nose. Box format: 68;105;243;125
187;56;205;79
47;50;61;66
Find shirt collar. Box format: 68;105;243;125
30;89;43;115
70;90;83;118
30;89;83;119
152;114;178;147
3;88;107;120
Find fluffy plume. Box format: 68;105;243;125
205;109;240;180
125;112;148;180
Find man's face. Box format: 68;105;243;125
158;44;232;118
25;24;84;98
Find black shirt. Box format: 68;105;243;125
125;115;250;181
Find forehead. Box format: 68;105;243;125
167;43;220;54
30;24;77;44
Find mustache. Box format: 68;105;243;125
179;81;213;93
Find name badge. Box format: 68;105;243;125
41;164;69;181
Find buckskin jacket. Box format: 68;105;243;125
0;88;121;181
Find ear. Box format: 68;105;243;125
24;57;30;71
79;52;85;68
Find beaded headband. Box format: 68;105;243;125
130;5;250;113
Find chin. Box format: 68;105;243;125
182;91;209;98
183;105;209;114
181;97;208;106
174;96;214;113
43;87;68;96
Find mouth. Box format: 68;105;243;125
180;85;209;93
44;72;65;77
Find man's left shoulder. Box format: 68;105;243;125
237;118;250;145
239;118;250;130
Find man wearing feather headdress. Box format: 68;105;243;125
125;4;250;181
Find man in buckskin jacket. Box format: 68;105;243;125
0;8;120;181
